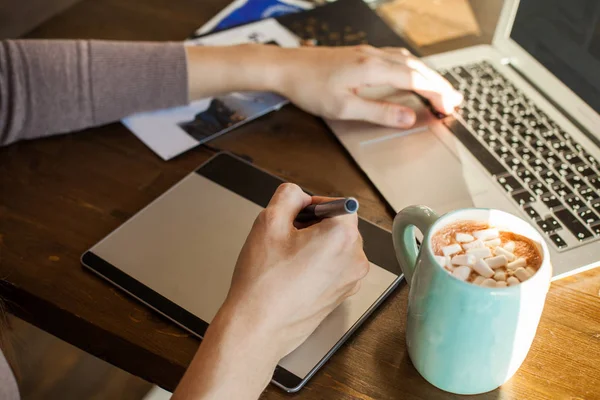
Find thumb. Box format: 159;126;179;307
342;96;417;128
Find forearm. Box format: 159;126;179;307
0;40;291;147
0;40;188;147
172;299;280;400
185;44;287;100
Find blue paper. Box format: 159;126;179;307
210;0;309;33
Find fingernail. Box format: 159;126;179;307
399;111;416;126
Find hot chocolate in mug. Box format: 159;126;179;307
392;206;552;394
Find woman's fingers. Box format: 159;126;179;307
263;183;312;233
350;47;462;114
338;96;417;128
382;47;463;112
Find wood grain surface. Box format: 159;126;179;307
1;0;599;398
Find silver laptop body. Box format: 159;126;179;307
328;0;600;279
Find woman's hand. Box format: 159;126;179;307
173;184;368;400
272;45;463;128
186;44;462;129
227;183;369;357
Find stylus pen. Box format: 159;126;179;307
295;198;359;223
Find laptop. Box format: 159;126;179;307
327;0;600;279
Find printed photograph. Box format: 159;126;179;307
177;92;287;141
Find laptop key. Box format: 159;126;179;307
542;132;560;143
453;66;471;79
558;130;570;140
578;208;600;226
515;146;533;161
541;193;562;209
528;180;548;196
523;205;541;220
575;164;597;177
516;125;531;137
442;72;460;89
546;217;561;231
444;118;507;176
565;195;586;211
564;155;584;166
589;176;600;190
551;141;571;153
497;175;523;192
549;233;568;249
553;162;572;177
482;131;499;142
532;139;547;153
494;145;512;160
540;170;560;185
578;186;596;202
516;168;535;183
537;217;561;233
507;157;522;170
512;190;535;206
506;135;522;148
552;181;569;197
590;197;600;211
566;175;585;189
553;208;594;241
581;151;598;166
544;151;560;166
528;158;546;172
591;223;600;236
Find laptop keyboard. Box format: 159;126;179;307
438;61;600;251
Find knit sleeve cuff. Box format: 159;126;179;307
89;40;189;125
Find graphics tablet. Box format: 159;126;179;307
81;152;402;392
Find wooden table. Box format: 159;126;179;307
2;0;599;398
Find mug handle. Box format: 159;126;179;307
392;205;440;286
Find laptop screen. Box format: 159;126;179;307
510;0;600;115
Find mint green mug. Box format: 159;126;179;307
392;206;552;394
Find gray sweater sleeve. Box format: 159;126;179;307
0;40;189;147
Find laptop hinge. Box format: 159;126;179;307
506;61;600;150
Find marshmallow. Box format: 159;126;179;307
472;258;494;278
452;254;476;266
494;246;516;262
473;275;486;285
514;267;531;282
482;278;497;287
452;266;471;281
526;266;537;277
507;276;520;286
507;257;527;270
493;271;507;281
503;241;516;252
484;238;502;247
496;281;508;287
445;256;453;270
485;255;508;269
473;228;500;241
466;247;492;259
434;255;446;266
462;239;485;250
456;233;475;243
442;243;462;257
